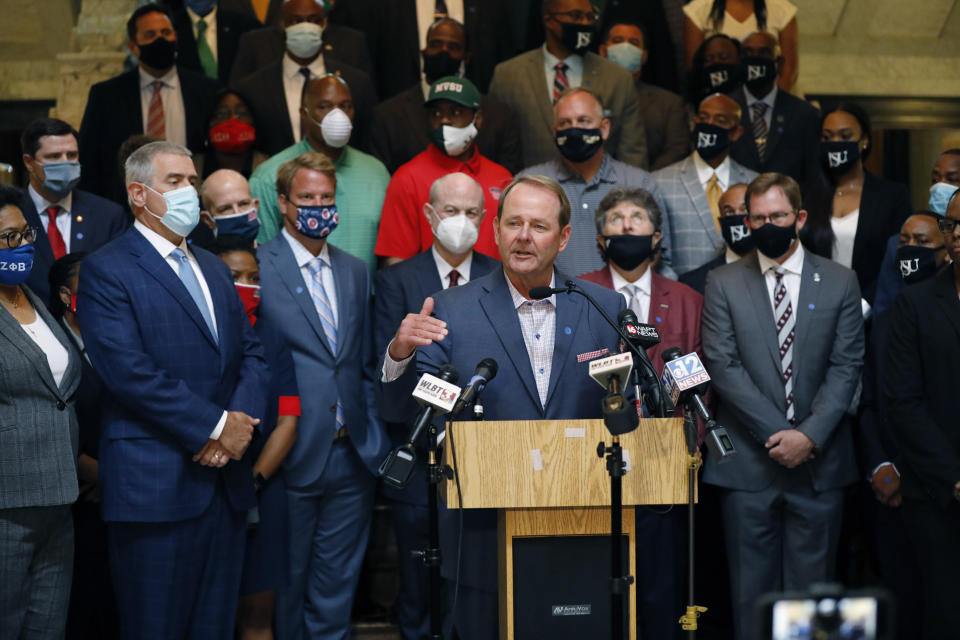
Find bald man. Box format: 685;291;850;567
655;94;759;275
199;169;261;242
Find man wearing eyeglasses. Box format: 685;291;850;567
487;0;648;169
701;172;864;640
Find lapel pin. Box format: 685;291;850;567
655;316;662;323
564;326;572;335
808;303;815;310
76;232;84;240
75;215;83;223
776;114;784;123
813;272;821;282
296;286;304;294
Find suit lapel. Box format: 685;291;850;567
680;158;723;250
122;69;145;132
544;272;585;408
20;195;56;267
742;253;782;372
734;89;763;168
526;50;555;134
0;306;61;398
934;270;960;341
763;91;789;161
270;238;335;358
329;247;358;363
648;273;670;325
793;253;824;385
195;250;231;363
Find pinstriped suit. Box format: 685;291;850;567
0;284;81;638
654;153;757;276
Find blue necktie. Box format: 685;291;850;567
308;257;345;430
171;248;217;342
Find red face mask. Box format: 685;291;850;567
235;283;260;325
210;118;256;154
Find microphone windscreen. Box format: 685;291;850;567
436;364;460;383
476;357;498;381
618;308;639;325
528;286;554;300
661;346;684;363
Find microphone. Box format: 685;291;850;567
379;364;462;488
452;358;498;415
588;352;639;435
529;284;570;299
660;347;735;462
617;308;662;350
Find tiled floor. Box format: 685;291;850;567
353;621;401;639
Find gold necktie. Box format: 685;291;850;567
706;173;722;231
251;0;270;23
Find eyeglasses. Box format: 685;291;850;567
0;226;37;249
548;8;599;23
747;211;794;226
937;218;960;234
606;211;650;226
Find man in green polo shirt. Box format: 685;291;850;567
251;74;389;274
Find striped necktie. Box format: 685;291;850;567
308;257;346;430
146;80;165;139
553;61;569;103
170;248;217;342
772;268;795;423
752;102;769;163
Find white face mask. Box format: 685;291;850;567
286;22;324;59
318;107;353;147
434;116;478;157
431;209;479;254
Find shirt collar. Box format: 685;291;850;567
555;152;613;185
692;151;730;189
304;138;352;168
283;52;326;80
139;65;179;89
431;244;473;283
610;264;651;297
134;218;190;259
28;183;72;214
542;43;583;74
425;142;481;173
745;84;777;111
282;226;331;268
506;271;556;309
725;246;742;263
757;241;805;276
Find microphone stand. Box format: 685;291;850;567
418;420;447;640
678;406;707;635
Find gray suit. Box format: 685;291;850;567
636;81;690;171
701;250;863;640
0;286;81;638
654;154;757;275
488;48;648;169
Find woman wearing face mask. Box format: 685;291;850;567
0;185;83;639
687;33;743;105
209;235;299;640
197;89;267;180
801;103;912;307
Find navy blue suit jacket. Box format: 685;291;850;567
373;248;498;504
257;234;388;487
379;267;626;591
76;226;268;522
19;187;128;306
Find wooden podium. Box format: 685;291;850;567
442;418;692;640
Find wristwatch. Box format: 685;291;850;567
253;471;266;495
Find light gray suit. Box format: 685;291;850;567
487;48;649;169
654;153;757;276
701;249;863;640
0;285;81;639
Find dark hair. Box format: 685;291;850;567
20;118;79;158
426;17;469;52
708;0;766;33
126;3;172;42
600;20;650;49
942;148;960;157
208;235;258;261
821;102;872;160
202;89;261;178
687;34;741;104
0;184;23;211
48;252;88;318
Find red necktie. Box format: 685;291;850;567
448;269;460;287
146;80;165;139
46;206;67;260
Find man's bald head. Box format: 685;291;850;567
430;172;485;211
698;93;743;124
200;168;257;217
282;0;325;25
742;31;780;58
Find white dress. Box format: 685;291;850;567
683;0;798;41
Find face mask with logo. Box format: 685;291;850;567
559;22;594;55
742;56;777;96
751;220;797;259
896;245;942;284
928;182;959;215
0;243;35;285
555;127;603;163
235;282;260;325
422;51;463;83
702;63;743;95
138;37;177;70
39;161;81;199
432;210;479;254
602;234;655;271
429;115;478;157
820;141;860;174
286;22;324;59
691;122;731;161
144;184;201;237
215;208;260;241
605;42;644;74
209;118;256;154
719;214;755;255
294;204;338;239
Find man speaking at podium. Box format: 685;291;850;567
380;174;626;639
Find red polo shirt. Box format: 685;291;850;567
374;144;512;260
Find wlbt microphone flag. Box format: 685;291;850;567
588;352;634;392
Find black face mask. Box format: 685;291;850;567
555;127;603;163
719;214;755;255
751;220;797;259
820;141;860;175
896;245;943;284
559;21;594;55
422;51;462;83
742;56;777;96
702;63;743;95
602;234;655;271
138;36;177;70
691;122;731;161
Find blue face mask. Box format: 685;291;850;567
40;161;81;199
928;182;959;215
215;208;260;241
185;0;217;16
294;204;338;239
605;42;644;74
144;184;201;237
0;243;35;285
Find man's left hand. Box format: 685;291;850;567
766;429;816;468
194;439;230;468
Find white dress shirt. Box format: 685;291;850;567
28;184;72;253
282;228;339;325
692;150;731;192
21;313;69;387
543;44;584;102
139;66;187;147
187;6;218;63
134;220;225;438
431;245;473;289
610;265;652;323
283;54;326;143
745;84;777;133
757;241;804;317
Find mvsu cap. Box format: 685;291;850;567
425;76;481;109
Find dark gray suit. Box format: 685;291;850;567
488;49;648;168
701;249;863;640
636;81;690;170
0;286;81;638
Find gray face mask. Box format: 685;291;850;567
39;161;81;199
286;22;323;58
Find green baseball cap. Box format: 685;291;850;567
425;76;481;109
